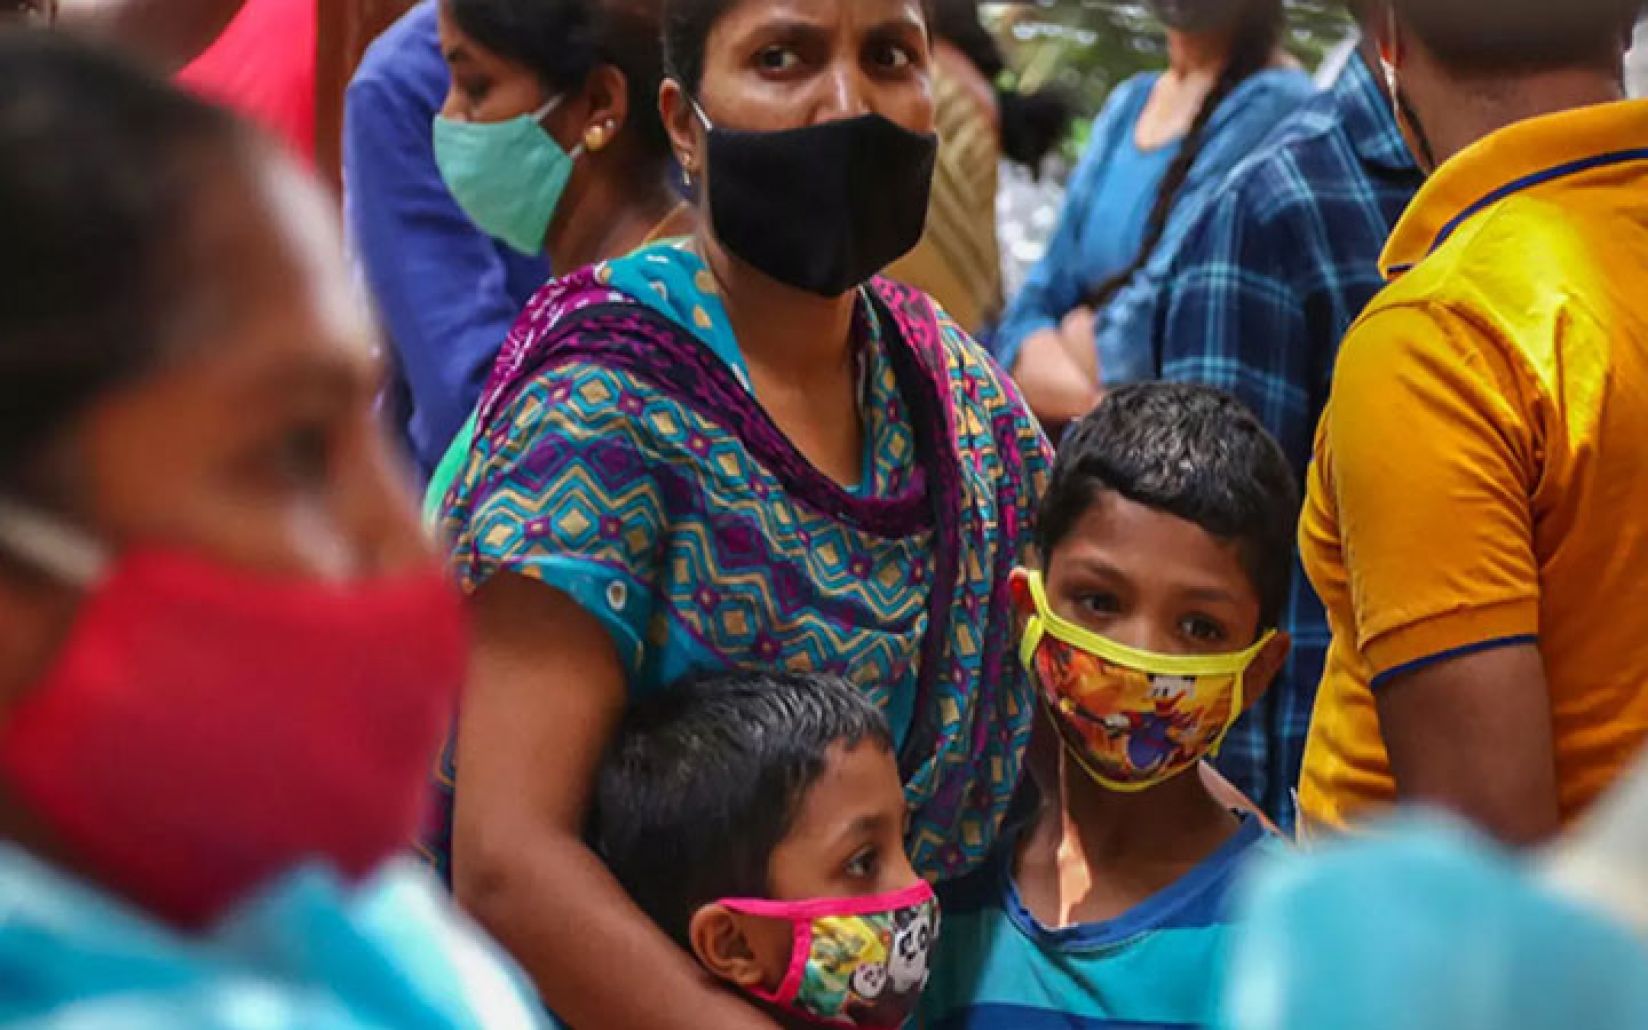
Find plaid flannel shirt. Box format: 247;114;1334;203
1156;52;1424;830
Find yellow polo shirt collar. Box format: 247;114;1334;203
1381;98;1648;278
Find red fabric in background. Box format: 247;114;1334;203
176;0;318;162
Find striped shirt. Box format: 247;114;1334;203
1155;52;1422;830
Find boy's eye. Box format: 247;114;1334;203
1180;614;1228;645
1077;592;1121;617
844;847;879;880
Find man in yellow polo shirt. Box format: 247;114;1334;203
1299;0;1648;844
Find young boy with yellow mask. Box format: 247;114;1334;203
920;383;1296;1028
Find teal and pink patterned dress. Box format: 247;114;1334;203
428;241;1050;881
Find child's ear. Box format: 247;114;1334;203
688;903;767;989
1243;631;1292;712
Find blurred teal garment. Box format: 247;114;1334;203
1221;818;1648;1030
0;845;544;1027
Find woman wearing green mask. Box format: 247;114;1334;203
421;0;694;513
432;0;689;263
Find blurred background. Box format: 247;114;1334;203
984;0;1358;298
987;0;1353;156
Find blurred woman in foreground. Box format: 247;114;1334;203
0;32;538;1025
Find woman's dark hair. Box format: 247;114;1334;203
1083;0;1284;309
446;0;670;164
1037;383;1300;629
593;670;894;947
932;0;1073;172
0;31;245;489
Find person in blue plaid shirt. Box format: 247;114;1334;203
1155;2;1424;832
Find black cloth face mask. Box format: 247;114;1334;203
695;105;939;297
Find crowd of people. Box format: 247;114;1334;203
2;0;1648;1026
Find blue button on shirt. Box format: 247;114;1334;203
994;68;1314;385
344;1;548;480
1157;51;1424;830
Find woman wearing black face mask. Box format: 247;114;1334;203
0;33;538;1025
996;0;1312;426
430;0;1052;1024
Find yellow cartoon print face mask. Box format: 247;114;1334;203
1018;570;1274;793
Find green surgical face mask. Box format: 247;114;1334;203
433;94;582;255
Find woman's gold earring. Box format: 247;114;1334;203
586;120;618;152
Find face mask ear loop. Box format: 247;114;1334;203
530;92;565;126
690;97;714;133
531;93;586;164
1019;613;1045;673
0;498;108;587
773;916;812;1007
1205;668;1247;760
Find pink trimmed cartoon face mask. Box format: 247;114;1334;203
719;882;939;1029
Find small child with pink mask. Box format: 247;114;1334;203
593;670;938;1030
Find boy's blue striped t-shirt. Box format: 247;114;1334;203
921;816;1275;1029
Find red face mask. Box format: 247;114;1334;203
0;511;465;927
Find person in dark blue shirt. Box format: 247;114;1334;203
1155;4;1424;832
344;1;547;480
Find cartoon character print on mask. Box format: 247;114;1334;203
1039;643;1236;785
845;902;936;1026
722;882;939;1029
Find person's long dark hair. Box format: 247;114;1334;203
1082;0;1284;310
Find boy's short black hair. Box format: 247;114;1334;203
1036;383;1300;629
594;670;895;947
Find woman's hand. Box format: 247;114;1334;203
452;572;778;1030
1057;307;1100;382
1011;316;1103;428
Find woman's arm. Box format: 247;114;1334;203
993;78;1145;372
452;571;777;1029
1011;322;1101;426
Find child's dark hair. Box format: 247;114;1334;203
594;670;895;947
1037;383;1300;629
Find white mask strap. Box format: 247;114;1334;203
690;98;714;132
531;94;588;162
0;498;108;587
530;92;566;125
1380;7;1401;100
